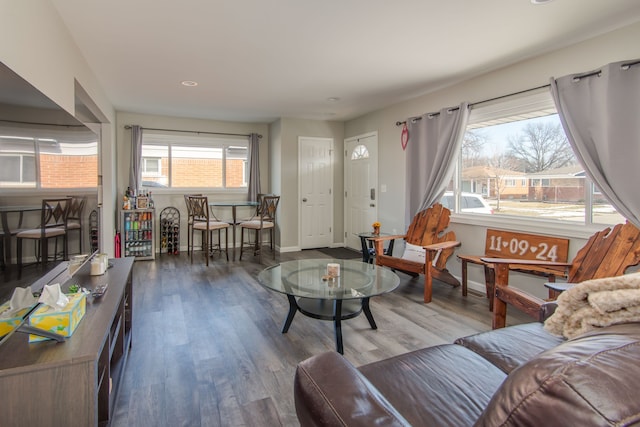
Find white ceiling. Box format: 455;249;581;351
51;0;640;123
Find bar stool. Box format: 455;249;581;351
16;197;71;278
187;195;229;265
238;195;280;263
66;195;86;255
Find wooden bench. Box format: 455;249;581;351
457;229;569;309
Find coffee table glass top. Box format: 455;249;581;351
258;259;399;300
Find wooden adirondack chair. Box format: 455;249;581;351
483;221;640;329
370;203;461;303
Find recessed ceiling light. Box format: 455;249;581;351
327;97;340;102
181;80;198;87
531;0;554;4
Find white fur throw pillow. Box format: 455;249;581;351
401;243;425;263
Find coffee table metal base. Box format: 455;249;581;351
282;295;377;354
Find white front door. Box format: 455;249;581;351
299;137;333;249
345;132;378;251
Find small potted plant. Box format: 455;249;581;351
372;221;381;235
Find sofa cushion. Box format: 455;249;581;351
454;322;565;373
476;322;640;427
358;344;507;427
294;351;411;427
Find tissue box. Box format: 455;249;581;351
29;293;87;342
0;302;30;337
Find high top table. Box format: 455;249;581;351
258;259;400;354
209;200;259;260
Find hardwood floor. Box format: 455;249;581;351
111;248;530;427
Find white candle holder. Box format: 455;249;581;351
327;263;340;278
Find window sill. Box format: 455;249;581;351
449;213;606;240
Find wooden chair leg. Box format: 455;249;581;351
484;264;495;312
491;263;509;329
492;294;507;329
461;259;468;297
423;252;434;303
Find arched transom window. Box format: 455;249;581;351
351;144;369;160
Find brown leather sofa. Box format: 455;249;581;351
294;321;640;426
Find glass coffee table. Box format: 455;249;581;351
257;259;400;354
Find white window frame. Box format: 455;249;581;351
0;153;35;186
449;89;614;239
142;157;161;176
0;127;98;191
141;132;249;192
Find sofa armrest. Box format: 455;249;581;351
294;351;410;427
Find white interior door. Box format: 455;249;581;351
299;137;333;249
345;132;378;250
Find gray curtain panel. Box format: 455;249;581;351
129;125;142;191
550;59;640;227
247;133;261;201
405;103;469;226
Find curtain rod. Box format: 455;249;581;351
395;83;551;126
397;59;640;125
124;125;262;139
0;118;87;128
572;59;640;81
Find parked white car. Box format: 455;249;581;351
440;192;494;214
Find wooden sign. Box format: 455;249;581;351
483;229;569;263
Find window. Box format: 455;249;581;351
141;132;249;189
142;158;161;175
447;90;624;225
0;125;98;189
0;153;35;185
351;144;369;160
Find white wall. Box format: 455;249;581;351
0;0;117;255
345;21;640;297
268;119;282;247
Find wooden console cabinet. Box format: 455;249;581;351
0;257;134;427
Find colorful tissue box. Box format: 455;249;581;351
28;293;87;342
0;302;31;337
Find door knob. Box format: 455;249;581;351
370;204;375;207
302;198;308;202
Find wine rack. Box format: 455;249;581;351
159;207;180;255
89;208;99;253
